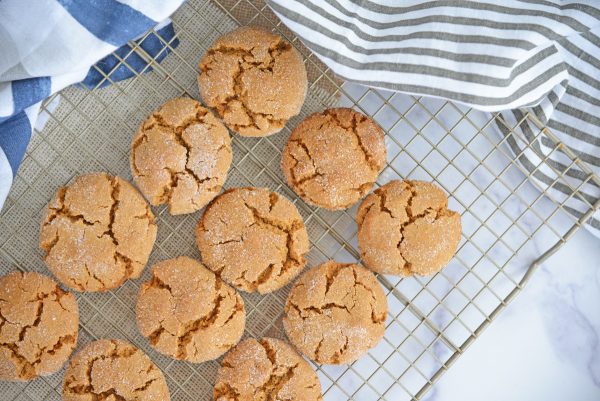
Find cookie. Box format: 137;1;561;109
281;108;386;210
131;97;232;215
356;180;461;276
40;173;157;292
136;256;245;362
63;339;170;401
283;261;387;364
214;337;322;401
198;26;307;137
196;187;309;294
0;271;78;381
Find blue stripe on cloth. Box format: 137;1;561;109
82;23;179;89
11;77;51;115
56;0;157;47
0;111;32;176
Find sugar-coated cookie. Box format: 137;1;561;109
136;256;245;362
131;97;232;215
283;261;387;364
281;108;386;210
357;180;461;276
214;337;322;401
40;173;157;292
198;26;307;137
63;339;170;401
196;187;309;294
0;271;78;381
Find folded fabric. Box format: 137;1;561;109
268;0;600;238
0;0;185;208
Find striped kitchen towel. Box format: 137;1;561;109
268;0;600;237
0;0;185;208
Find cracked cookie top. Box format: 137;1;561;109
198;26;307;137
214;337;322;401
131;97;232;215
39;173;157;292
283;261;387;364
196;187;309;294
356;180;461;276
0;271;79;381
63;339;170;401
281;108;386;210
136;256;245;363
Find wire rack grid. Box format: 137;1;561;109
2;0;600;400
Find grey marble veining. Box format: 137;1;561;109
425;226;600;401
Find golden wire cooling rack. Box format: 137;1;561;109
2;1;600;400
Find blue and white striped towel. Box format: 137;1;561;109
0;0;185;208
268;0;600;237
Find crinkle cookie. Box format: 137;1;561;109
63;339;170;401
198;26;307;137
131;97;232;215
281;108;386;210
196;187;309;294
0;271;78;381
40;173;157;292
136;256;245;362
214;337;322;401
356;180;461;276
283;261;387;364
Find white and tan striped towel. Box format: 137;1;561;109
268;0;600;237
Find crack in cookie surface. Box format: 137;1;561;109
0;271;78;381
198;26;307;137
356;180;462;276
283;261;387;364
281;108;386;210
196;187;309;294
242;201;305;277
136;256;245;363
207;45;286;133
63;339;169;401
39;173;157;292
324;109;381;172
214;338;322;401
131;98;232;215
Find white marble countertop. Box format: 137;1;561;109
425;224;600;401
334;84;600;401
